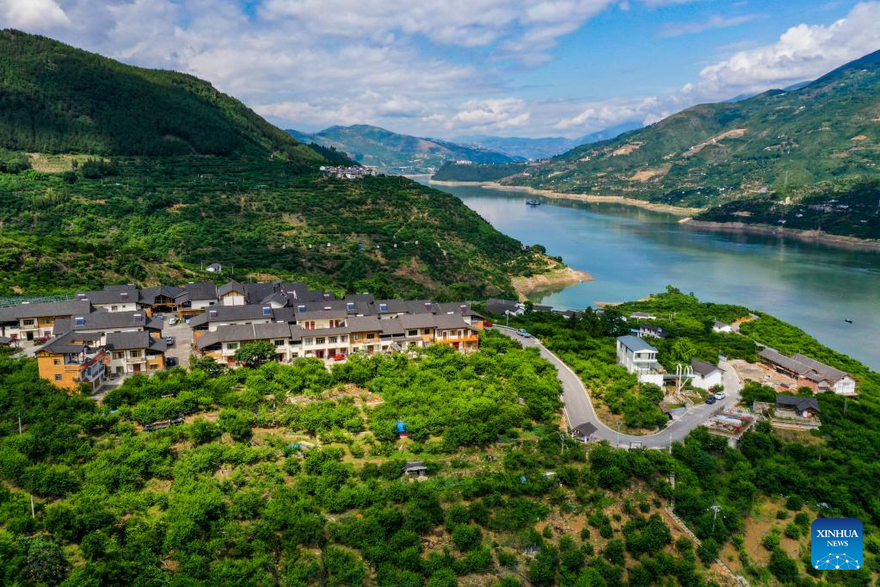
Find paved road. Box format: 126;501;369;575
163;323;193;369
496;327;743;449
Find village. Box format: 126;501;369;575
0;286;858;449
0;281;482;393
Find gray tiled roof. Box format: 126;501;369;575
196;323;294;349
617;335;658;353
54;310;162;335
776;395;820;413
75;284;139;305
190;304;277;327
0;300;92;321
691;359;720;377
105;331;168;353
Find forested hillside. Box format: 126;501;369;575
0;31;557;299
0;30;319;161
436;50;880;237
0;157;551;299
504;50;880;208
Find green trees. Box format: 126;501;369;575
233;341;278;367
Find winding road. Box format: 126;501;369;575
496;327;743;449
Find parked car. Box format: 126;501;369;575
169;317;178;325
155;313;165;320
166;357;178;367
518;329;532;338
484;321;494;327
705;396;716;405
714;390;726;400
165;336;175;346
331;354;346;362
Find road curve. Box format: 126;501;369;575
495;326;743;449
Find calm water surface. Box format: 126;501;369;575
424;182;880;370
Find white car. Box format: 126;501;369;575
169;317;178;325
714;390;726;400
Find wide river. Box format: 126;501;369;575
423;181;880;371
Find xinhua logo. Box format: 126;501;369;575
811;518;863;570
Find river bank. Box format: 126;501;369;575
679;219;880;252
428;179;701;216
512;266;593;301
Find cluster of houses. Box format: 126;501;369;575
758;347;856;395
484;298;583;320
319;165;378;180
1;281;484;392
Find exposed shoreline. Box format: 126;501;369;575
680;219;880;252
428;179;701;216
512;266;593;301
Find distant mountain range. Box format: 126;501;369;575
442;51;880;213
455;121;643;160
287;125;523;174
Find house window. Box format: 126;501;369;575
316;337;325;345
54;374;62;381
329;336;337;344
130;350;141;358
352;334;360;342
407;330;418;337
41;318;52;324
74;316;85;327
149;364;158;370
113;352;124;360
366;333;376;340
226;343;239;350
423;329;431;335
22;319;35;327
274;339;285;346
340;336;347;342
304;338;313;346
346;302;355;311
379;303;387;312
111;305;118;311
53;358;61;365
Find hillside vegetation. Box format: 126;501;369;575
289;125;522;174
436;51;880;239
0;30;319;162
0;31;556;299
0;157;552;299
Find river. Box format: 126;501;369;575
424;181;880;370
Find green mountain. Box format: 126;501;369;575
287;124;523;174
0;30;323;162
464;51;880;217
0;31;556;299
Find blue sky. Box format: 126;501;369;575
3;0;879;138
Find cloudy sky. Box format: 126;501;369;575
4;0;880;138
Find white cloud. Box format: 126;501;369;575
554;96;664;130
448;98;531;130
659;13;761;38
1;0;70;29
691;1;880;97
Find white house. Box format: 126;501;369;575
628;312;656;321
690;359;723;390
712;320;733;333
616;335;664;386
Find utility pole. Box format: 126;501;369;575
708;505;722;533
30;495;35;518
18;413;22;434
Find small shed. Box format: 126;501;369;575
776;395;820;418
403;461;428;478
572;422;598;442
206;263;223;273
